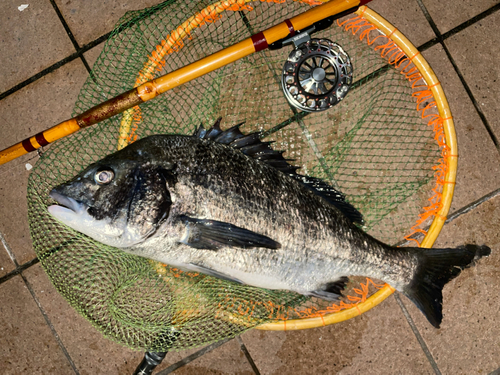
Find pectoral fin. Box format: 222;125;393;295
179;215;281;250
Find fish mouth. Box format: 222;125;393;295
48;190;86;215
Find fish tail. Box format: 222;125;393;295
403;244;490;328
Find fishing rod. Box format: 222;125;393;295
0;0;371;166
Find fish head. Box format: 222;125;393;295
48;145;175;248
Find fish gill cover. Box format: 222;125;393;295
27;0;444;351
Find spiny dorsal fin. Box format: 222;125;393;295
193;118;299;174
193;118;363;225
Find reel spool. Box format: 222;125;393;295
281;38;353;112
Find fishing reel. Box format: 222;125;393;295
282;38;353;112
272;16;353;112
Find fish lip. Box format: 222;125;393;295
49;190;85;213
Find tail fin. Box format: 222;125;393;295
403;244;490;328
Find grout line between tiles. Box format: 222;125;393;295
445;187;500;223
0;45;95;102
394;293;442;375
156;338;232;374
236;336;261;375
440;2;500;41
20;273;80;375
415;0;500;152
0;257;40;285
48;0;93;75
0;1;169;102
49;0;81;52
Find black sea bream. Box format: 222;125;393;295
48;119;490;327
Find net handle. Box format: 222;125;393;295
257;5;457;331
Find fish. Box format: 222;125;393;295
48;118;490;328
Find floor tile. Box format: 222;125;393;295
0;275;74;374
0;59;88;152
0;152;38;266
444;10;500;142
0;60;89;265
0;0;75;94
54;0;166;46
401;194;500;374
422;0;499;34
422;44;500;212
368;0;436;47
242;295;434;374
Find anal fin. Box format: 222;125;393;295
188;263;243;284
308;276;349;301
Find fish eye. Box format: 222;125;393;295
94;169;114;185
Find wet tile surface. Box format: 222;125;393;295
0;0;75;94
422;44;500;212
422;0;499;34
54;0;166;46
0;275;74;374
401;194;500;374
241;296;434;374
444;11;500;142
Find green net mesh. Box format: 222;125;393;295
27;0;442;351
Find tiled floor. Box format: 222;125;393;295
1;0;500;374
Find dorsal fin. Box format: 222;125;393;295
289;174;363;225
193;118;363;225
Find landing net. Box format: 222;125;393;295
27;0;454;351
